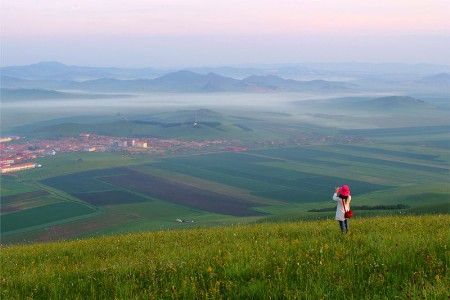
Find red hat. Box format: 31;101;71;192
339;185;350;196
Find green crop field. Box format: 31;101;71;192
73;190;152;206
1;201;98;235
1;121;449;244
41;168;128;193
1;215;448;299
13;152;148;181
0;181;41;197
2;196;61;213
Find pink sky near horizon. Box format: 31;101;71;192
1;0;449;67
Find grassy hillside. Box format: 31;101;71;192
11;108;283;140
1;215;448;299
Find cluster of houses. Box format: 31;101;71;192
1;131;351;175
0;133;235;174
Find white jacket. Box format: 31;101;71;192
333;193;351;221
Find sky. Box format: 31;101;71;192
1;0;449;68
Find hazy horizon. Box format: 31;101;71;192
1;0;449;68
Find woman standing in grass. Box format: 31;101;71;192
333;185;351;234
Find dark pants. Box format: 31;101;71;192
339;219;349;233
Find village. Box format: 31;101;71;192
0;133;241;174
0;132;365;174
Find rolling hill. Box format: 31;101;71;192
298;95;438;114
11;108;258;139
355;96;437;112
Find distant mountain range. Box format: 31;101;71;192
0;88;132;101
420;73;450;84
0;61;165;81
1;61;449;96
1;70;354;95
2;61;449;80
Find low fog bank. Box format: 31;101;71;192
2;91;448;132
0;91;389;128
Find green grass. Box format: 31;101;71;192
0;214;137;245
1;196;62;213
1;215;448;299
15;152;148;181
0;180;41;197
1;202;98;235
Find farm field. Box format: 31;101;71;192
10;152;149;182
1;201;99;234
1;124;449;244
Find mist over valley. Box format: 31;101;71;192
2;61;449;130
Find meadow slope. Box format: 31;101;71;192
1;215;448;299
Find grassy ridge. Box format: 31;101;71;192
1;215;448;299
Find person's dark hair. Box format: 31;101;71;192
338;194;348;200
